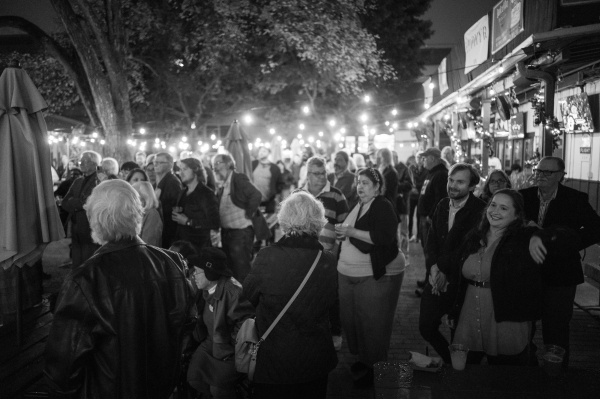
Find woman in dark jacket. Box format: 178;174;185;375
449;189;541;365
335;167;406;388
173;158;220;251
376;148;399;218
186;248;255;399
243;191;338;399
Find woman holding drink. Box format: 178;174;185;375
448;189;541;366
335;167;405;388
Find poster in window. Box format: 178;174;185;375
560;93;595;133
509;112;525;139
491;0;524;54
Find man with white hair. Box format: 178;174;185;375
61;150;102;268
100;157;119;180
44;180;195;398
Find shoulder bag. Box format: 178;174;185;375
235;250;322;381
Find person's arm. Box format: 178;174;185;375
141;210;163;246
238;175;262;218
227;290;256;342
425;201;442;272
182;190;221;229
397;168;413;193
574;192;600;249
429;172;448;219
242;253;264;308
342;198;396;245
44;280;99;396
60;178;83;213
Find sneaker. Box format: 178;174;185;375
332;335;343;351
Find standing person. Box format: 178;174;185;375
44;180;195;398
328;150;358;210
154;152;183;248
376;148;399;216
393;151;413;255
298;145;315;188
479;169;511;203
119;161;139;180
100;157;119;181
418;163;485;364
126;168;149;184
449;189;542;365
520;156;600;367
408;153;427;242
186;248;254;399
173;158;220;251
61;151;102;268
441;146;456;167
212;154;261;283
252;146;283;214
302;156;349;351
415;147;448;296
335;168;405;388
145;154;157;187
243;192;338;399
132;181;163;247
135;150;147;168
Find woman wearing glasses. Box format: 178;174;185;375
479;170;512;203
334;168;406;388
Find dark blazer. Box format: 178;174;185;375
449;227;542;323
243;235;338;384
61;172;100;243
44;238;195;398
227;171;262;219
176;183;220;248
418;162;448;218
158;172;183;248
350;195;399;280
251;160;283;213
426;193;486;279
382;166;399;216
520;184;600;286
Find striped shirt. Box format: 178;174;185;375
302;182;349;250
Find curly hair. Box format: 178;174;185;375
278;191;327;237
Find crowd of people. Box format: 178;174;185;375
40;143;600;399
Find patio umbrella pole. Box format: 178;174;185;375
15;265;23;347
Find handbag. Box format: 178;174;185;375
235;250;322;380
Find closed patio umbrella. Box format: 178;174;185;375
225;120;253;180
0;61;64;343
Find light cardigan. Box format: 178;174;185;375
141;208;163;247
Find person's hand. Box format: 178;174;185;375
172;210;189;225
429;265;447;296
443;315;455;329
335;223;352;240
426;216;432;224
529;236;547;264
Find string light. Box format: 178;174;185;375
269;128;275;134
364;95;371;103
139;128;146;134
299;123;305;130
302;106;310;114
329;119;336;127
391;109;398;116
424;103;431;109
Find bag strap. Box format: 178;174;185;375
259;250;322;343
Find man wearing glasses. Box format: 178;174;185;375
520;156;600;367
154;152;183;248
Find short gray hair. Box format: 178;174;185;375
278;191;327;237
85;179;143;245
102;157;119;175
81;150;102;165
307;156;326;169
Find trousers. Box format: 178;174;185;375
418;282;455;363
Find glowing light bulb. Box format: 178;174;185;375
302;106;310;114
139;128;146;134
299;123;305;130
269;128;275;135
424;103;431;109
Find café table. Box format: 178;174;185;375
374;362;600;399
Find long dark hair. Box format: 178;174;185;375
464;189;526;253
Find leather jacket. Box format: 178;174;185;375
193;277;255;359
44;237;195;398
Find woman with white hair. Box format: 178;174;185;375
45;179;194;398
133;181;163;247
243;191;338;399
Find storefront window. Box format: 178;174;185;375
496;140;504;164
512;140;522;167
524;138;533;162
504;141;512;170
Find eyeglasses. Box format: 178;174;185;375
488;179;507;185
309;171;327;177
213;161;224;168
153;161;169;165
533;169;563;177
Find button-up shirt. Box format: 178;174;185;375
219;173;252;229
537;187;558;227
448;195;469;231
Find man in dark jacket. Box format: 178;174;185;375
416;147;448;295
61;151;102;268
521;156;600;367
327;150;358;210
44;180;195;398
252;146;283;214
213;154;262;283
155;152;183;248
419;163;485;364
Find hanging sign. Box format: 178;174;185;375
423;77;433;106
509;112;525;139
491;0;524;54
464;15;489;74
438;57;448;95
560;93;595;133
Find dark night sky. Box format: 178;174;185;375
3;0;502;46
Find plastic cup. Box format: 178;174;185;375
448;344;469;371
542;345;565;376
